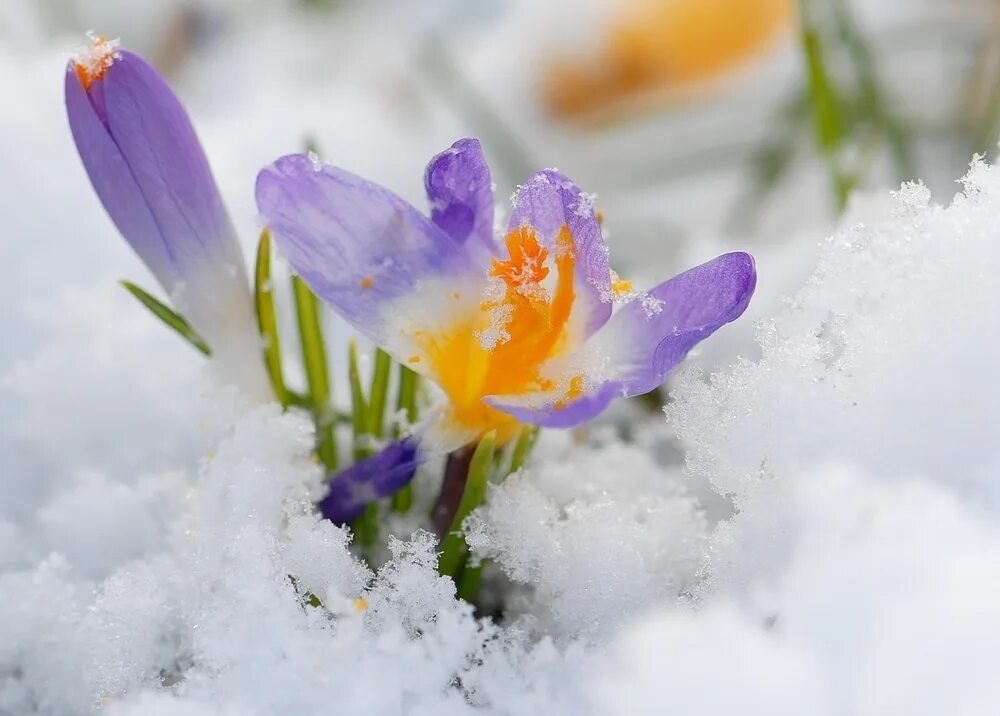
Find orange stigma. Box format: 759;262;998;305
74;33;120;90
416;225;579;443
491;227;550;290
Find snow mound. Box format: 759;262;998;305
4;61;1000;710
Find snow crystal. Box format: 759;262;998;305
638;292;664;317
475;302;513;351
307;150;323;172
574;191;597;219
75;31;119;79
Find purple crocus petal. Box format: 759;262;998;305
256;154;480;346
100;51;246;280
424;138;496;254
66;63;178;288
66;50;246;293
509;170;612;338
484;381;623;428
592;252;757;396
318;438;423;524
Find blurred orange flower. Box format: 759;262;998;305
545;0;792;121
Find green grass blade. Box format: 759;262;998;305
395;365;420;429
347;341;369;461
120;281;211;356
254;230;291;407
390;365;420;513
367;348;392;438
291;275;337;471
509;426;539;475
347;341;377;549
438;433;496;578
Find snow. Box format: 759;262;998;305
3;1;1000;713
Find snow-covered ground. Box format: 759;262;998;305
2;1;1000;714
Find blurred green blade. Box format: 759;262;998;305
254;230;291;407
120;280;211;356
798;0;855;211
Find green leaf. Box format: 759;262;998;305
438;433;496;578
120;281;211;356
254;230;292;407
291;275;337;471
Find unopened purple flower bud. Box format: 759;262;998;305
65;34;266;394
319;438;422;524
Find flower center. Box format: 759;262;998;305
417;225;578;442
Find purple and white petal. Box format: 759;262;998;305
318;438;422;524
484;381;623;428
589;252;756;396
256;154;482;347
424;138;496;255
509;170;612;338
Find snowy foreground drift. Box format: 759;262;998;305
3;162;1000;714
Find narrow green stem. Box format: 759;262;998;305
438;434;496;578
254;230;291;407
291;275;337;471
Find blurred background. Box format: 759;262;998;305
2;0;999;372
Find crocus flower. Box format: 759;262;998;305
257;138;755;449
318;438;422;524
65;34;267;395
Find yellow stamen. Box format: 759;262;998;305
612;277;634;296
